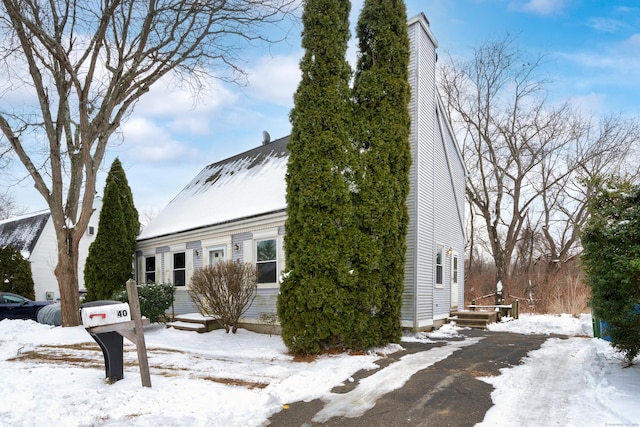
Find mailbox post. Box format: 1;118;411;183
81;280;151;387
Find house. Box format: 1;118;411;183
0;206;100;301
136;13;466;331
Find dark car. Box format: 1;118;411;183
0;292;53;321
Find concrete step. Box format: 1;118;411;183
167;320;207;333
168;312;221;333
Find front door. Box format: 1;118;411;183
208;248;226;265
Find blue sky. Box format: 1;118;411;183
6;0;640;218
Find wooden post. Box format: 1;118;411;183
513;299;520;320
126;279;152;387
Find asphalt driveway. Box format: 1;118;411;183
266;329;551;426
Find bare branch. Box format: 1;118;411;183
0;0;298;326
438;34;640;300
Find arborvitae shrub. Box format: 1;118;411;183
113;281;175;323
0;245;35;300
278;0;356;354
582;179;640;364
351;0;411;346
84;158;140;302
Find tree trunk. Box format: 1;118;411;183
54;228;81;326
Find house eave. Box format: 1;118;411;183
136;208;287;243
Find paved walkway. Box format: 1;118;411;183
266;330;552;426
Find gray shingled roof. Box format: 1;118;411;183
0;211;51;258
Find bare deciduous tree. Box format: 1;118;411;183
0;0;297;326
439;35;640;304
0;190;24;220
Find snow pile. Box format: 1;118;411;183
487;312;593;336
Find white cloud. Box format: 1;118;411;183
558;33;640;74
136;74;238;117
628;33;640;47
565;93;607;115
588;17;628;33
245;52;302;107
509;0;567;16
120;117;202;164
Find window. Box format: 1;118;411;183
145;256;156;283
452;253;458;284
173;252;186;286
3;294;25;304
436;247;443;287
256;239;277;284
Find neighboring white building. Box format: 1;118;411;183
136;13;466;330
0;206;100;301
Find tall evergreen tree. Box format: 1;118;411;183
0;245;35;300
84;158;140;301
277;0;356;354
352;0;411;345
582;178;640;364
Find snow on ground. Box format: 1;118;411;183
481;314;640;426
0;313;638;426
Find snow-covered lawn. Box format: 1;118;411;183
0;313;637;426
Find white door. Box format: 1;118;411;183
450;252;459;309
208;247;226;265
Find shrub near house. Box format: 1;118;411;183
0;245;35;300
582;179;640;364
189;261;258;334
113;282;175;324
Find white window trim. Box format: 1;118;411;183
435;244;444;289
172;251;188;287
451;251;459;285
144;254;158;283
255;236;279;289
252;228;278;240
202;237;231;248
206;245;227;266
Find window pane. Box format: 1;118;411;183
257;262;276;283
453;255;458;283
174;252;185;269
257;240;276;262
174;270;185;286
145;272;156;283
145;257;155;272
436;248;443;285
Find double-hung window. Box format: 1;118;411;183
256;239;277;284
173;252;186;286
145;256;156;283
435;247;443;287
452;253;458;285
